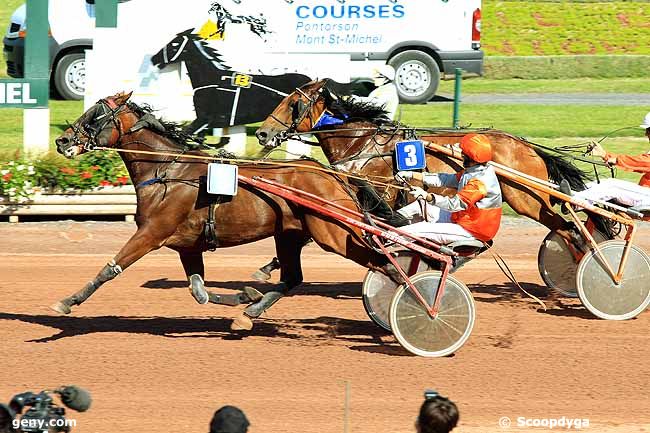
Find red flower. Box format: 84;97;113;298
117;176;129;185
2;173;12;182
99;180;112;187
60;167;76;175
81;171;92;179
90;165;100;171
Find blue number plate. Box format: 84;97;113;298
395;140;426;171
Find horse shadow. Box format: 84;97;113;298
0;311;409;354
141;279;362;300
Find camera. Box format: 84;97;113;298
424;389;440;401
0;386;91;433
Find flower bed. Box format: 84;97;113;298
0;152;136;221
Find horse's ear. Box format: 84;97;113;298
113;91;133;106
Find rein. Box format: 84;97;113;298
93;146;408;191
277;123;618;172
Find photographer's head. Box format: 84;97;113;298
0;404;15;433
416;391;459;433
209;406;249;433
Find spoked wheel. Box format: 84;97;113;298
538;229;607;297
389;271;475;357
577;240;650;320
362;251;431;331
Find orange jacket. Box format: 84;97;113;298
426;165;502;241
605;152;650;187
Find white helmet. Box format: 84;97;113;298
641;112;650;129
372;64;396;84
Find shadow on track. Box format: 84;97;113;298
141;279;362;299
0;312;400;351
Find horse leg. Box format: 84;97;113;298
251;257;281;281
179;250;260;307
252;237;314;281
232;231;306;331
50;228;163;315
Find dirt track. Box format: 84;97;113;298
1;220;650;433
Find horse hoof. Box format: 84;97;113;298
251;270;271;282
231;313;254;331
189;274;209;305
50;302;72;315
242;286;264;303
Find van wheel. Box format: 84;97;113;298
389;50;440;104
54;52;86;100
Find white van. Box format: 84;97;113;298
4;0;483;104
3;0;95;100
263;0;484;103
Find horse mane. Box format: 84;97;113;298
172;29;231;70
322;83;395;127
180;31;230;70
126;101;204;150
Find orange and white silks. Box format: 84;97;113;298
605;152;650;187
418;164;502;242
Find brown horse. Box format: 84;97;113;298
52;92;392;328
256;79;598;244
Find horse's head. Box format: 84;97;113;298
151;29;195;70
256;79;329;149
55;92;133;159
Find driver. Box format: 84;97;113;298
570;112;650;211
395;133;502;244
351;65;400;120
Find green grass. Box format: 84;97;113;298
0;100;84;153
483;1;650;56
438;77;650;94
399;104;647;139
1;99;648;154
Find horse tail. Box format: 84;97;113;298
533;147;591;191
532;147;615;238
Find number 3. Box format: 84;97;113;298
404;144;417;166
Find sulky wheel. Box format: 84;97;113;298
576;240;650;320
538;229;607;297
362;251;431;331
389;271;475;357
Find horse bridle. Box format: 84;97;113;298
267;84;328;146
67;98;126;152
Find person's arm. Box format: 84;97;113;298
423;172;460;188
604;152;650;173
432;179;487;212
591;141;650;172
397;171;459;188
410;179;487;212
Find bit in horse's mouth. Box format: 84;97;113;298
263;136;279;150
62;145;83;159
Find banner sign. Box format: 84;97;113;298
86;0;351;130
0;80;48;108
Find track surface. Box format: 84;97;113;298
1;220;649;433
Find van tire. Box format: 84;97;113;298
389;50;440;104
54;52;86;100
